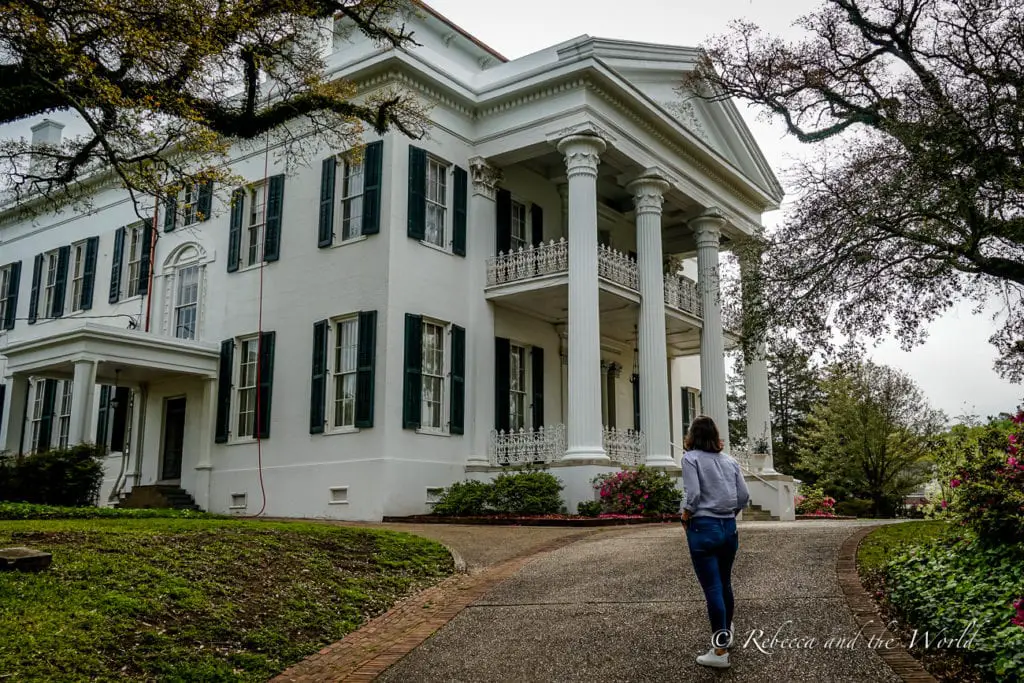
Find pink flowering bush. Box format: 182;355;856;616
795;485;837;517
592;467;682;515
1014;598;1024;628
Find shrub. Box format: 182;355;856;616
795;485;836;516
834;498;874;517
430;480;491;517
0;502;212;520
0;444;104;506
488;471;563;515
593;467;682;515
577;500;602;517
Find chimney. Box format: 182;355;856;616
29;118;65;176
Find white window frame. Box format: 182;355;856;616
69;241;87;313
511;200;529;252
0;264;12;325
418;319;449;434
29;378;45;453
509;343;531;431
161;244;209;341
41;249;60;318
422;155;451;251
179;183;200;227
329;315;359;432
124;224;145;299
56;380;73;449
682;387;700;430
173;264;201;341
336;154;365;244
243;182;267;268
233;335;260;441
28;378;73;453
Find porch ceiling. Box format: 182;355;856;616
3;323;220;383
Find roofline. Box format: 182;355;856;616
413;0;508;63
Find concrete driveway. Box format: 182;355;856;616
378;521;903;682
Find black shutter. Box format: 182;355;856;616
50;245;70;318
227;188;244;273
402;313;422;429
110;387;131;452
531;204;544;246
80;237;98;310
452;166;467;257
164;194;177;232
494;336;511;432
96;385;111;452
310;320;328;434
109;227;125;302
361;140;383;236
37;379;57;452
355;310;377;428
27;253;43;324
450;324;466;434
606;370;617;429
197;181;213;221
137;221;153;297
263;174;285;262
632;374;641;433
3;260;20;330
215;339;234;443
256;330;275;439
0;384;6;435
496;189;512;254
318;157;336;248
407;146;426;240
531;346;544;428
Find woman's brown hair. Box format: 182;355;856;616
684;415;724;453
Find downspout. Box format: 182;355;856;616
144;198;159;332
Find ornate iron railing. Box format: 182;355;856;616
597;245;639;290
664;273;702;316
486;239;568;286
488;424;567;466
603;427;645;466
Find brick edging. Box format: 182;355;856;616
837;526;937;683
271;529;610;682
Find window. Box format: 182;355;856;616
332;318;358;428
235;337;259;439
338;156;364;241
179;183;199;227
174;265;200;340
41;250;59;318
30;380;45;453
29;378;72;453
125;225;144;298
511;201;528;251
424;157;448;248
69;242;86;313
510;344;528;430
0;264;12;327
682;387;700;432
56;381;73;449
244;184;266;267
421;321;446;430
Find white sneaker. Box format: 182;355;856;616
696;648;730;669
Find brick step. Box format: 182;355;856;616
117;485;201;511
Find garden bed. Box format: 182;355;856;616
384;513;681;526
795;514;857;520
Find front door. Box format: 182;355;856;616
161;397;186;481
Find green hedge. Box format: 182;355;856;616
834;498;874;517
885;535;1024;681
432;471;563;516
0;445;104;506
0;502;214;520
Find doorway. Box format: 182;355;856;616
161;397;186;481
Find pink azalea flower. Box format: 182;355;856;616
950;478;961;488
941;500;948;509
1009;456;1019;469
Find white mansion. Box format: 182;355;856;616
0;5;795;520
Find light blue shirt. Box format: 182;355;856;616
681;449;750;518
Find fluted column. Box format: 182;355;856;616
467;157;503;466
628;175;673;467
691;208;730;451
68;360;97;445
740;244;775;472
557;134;608;462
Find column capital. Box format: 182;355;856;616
468;156;503;199
690;207;727;248
627;175;670;216
557;134;606;179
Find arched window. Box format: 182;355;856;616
161;244;209;341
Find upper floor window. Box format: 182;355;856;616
0;262;18;330
41;250;60;318
161;243;209;342
338;156;364;242
69;241;87;313
318;141;383;248
424;157;449;248
245;183;266;268
175;265;200;340
227;175;284;272
511;201;528;252
164;180;214;232
110;222;151;304
406;146;467;257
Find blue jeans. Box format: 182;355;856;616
686;516;739;639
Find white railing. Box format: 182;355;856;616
489;424;567;466
603;427;645;466
486;238;568;286
597;245;639;290
664;273;702;316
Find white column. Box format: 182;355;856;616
557;134;608;462
194;377;218;510
467;157;503;466
691;208;730;451
628;175;674;467
2;374;30;454
740;246;775;472
68;360;97;445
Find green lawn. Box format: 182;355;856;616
0;517;454;681
857;519;957;571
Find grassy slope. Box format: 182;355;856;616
856;520;956;572
0;518;453;682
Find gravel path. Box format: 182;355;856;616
378;520;903;682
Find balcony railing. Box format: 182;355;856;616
489;424;567;466
486;242;702;318
603;427;645;466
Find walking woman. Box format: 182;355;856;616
680;415;750;669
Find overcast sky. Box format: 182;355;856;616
4;0;1020;419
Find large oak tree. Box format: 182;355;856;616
693;0;1024;379
0;0;426;212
